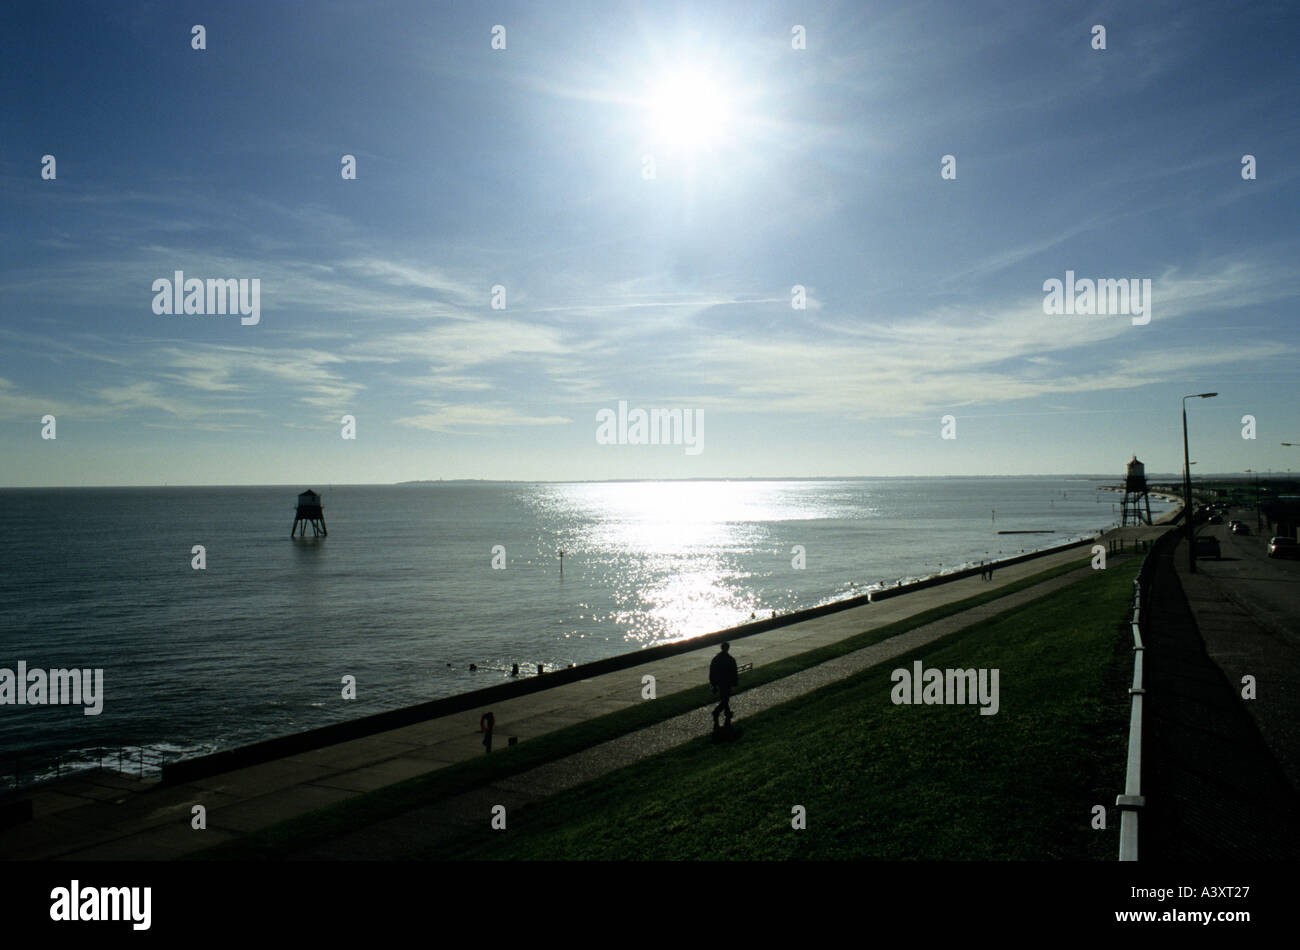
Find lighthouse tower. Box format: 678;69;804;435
1121;456;1152;526
291;489;328;538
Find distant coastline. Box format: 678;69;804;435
2;473;1274;490
393;473;1192;486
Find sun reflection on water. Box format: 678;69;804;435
528;480;866;646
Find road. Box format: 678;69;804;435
1193;507;1300;644
1181;506;1300;793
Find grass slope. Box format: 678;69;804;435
427;556;1139;860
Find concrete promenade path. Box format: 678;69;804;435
3;539;1116;861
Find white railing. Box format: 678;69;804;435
1116;567;1150;860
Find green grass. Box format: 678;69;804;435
424;556;1140;860
188;552;1104;860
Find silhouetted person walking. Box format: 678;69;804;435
480;711;495;754
709;642;739;730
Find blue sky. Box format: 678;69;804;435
2;0;1297;486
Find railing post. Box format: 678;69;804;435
1118;549;1157;860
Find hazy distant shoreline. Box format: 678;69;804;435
2;473;1258;491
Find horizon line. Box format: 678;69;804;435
0;472;1287;490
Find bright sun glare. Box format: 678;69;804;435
645;69;733;151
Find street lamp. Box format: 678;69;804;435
1245;469;1262;531
1183;392;1217;573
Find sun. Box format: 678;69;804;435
645;69;733;152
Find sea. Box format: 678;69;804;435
0;477;1173;787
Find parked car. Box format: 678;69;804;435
1194;536;1221;559
1267;537;1299;559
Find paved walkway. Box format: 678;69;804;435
2;540;1107;861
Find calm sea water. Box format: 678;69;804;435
0;478;1170;785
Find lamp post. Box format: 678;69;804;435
1183;392;1217;573
1245;469;1261;531
1281;445;1300;532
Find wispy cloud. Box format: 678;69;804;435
395;403;572;432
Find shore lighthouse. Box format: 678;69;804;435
291;489;327;538
1121;456;1152;526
